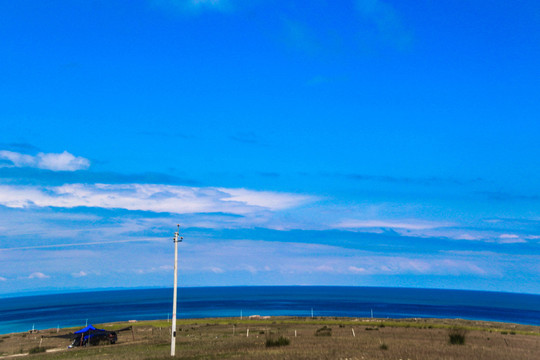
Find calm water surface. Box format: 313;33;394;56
1;286;539;334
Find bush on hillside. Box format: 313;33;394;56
448;327;467;345
315;326;332;337
265;336;290;347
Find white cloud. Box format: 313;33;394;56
0;183;312;215
72;271;88;277
348;266;366;274
0;276;6;281
0;150;90;171
28;272;50;279
37;151;90;171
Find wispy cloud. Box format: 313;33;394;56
498;234;527;244
153;0;233;14
0;183;313;215
229;132;266;145
28;272;50;279
183;240;492;277
281;17;320;53
208;266;224;273
217;187;312;211
332;172;482;186
71;271;88;278
335;219;445;231
347;257;488;276
477;191;540;202
0;238;164;251
0;150;90;171
0;166;200;187
0;143;40;153
0;276;6;281
355;0;412;49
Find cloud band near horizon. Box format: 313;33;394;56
0;183;314;215
0;150;90;171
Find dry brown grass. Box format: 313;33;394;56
0;317;538;360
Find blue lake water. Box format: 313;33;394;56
0;286;539;334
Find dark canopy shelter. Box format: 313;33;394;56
69;325;117;347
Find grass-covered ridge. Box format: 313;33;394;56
1;317;538;359
95;317;539;336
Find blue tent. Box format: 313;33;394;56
74;325;98;333
69;324;117;348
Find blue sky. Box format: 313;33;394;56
0;0;539;295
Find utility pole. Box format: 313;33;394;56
171;225;182;357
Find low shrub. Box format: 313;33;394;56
448;327;467;345
28;347;46;354
315;326;332;337
265;336;290;347
380;343;388;350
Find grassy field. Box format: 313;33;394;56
1;317;539;359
